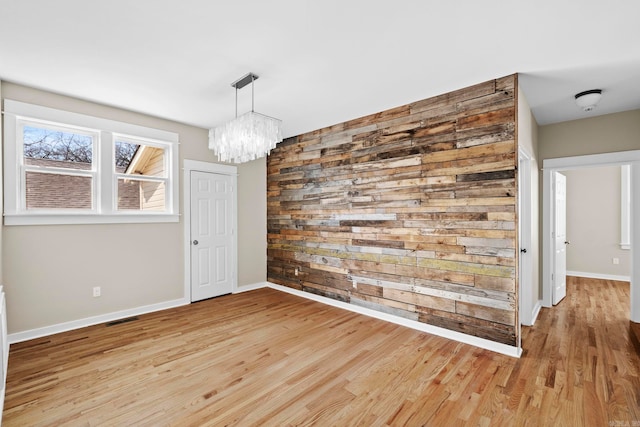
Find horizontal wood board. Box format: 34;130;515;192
267;75;518;345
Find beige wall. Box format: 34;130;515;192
564;166;631;278
517;86;541;317
539;109;640;159
237;158;267;287
1;82;265;334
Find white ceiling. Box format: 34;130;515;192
1;0;639;138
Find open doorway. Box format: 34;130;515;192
563;166;631;281
542;150;640;322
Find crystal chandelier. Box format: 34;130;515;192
209;72;282;163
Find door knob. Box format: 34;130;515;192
564;241;570;245
520;248;527;253
193;240;199;245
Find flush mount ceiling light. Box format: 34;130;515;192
574;89;603;112
209;72;282;163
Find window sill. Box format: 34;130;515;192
4;213;180;226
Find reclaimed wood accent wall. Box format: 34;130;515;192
267;75;518;346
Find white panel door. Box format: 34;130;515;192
518;152;532;327
190;171;234;301
553;172;567;305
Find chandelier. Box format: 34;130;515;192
209;72;282;163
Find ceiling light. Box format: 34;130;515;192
209;72;282;163
574;89;602;112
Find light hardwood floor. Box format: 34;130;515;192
3;277;639;426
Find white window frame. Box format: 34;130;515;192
3;99;179;225
19;118;100;213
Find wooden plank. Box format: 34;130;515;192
350;296;419;320
383;288;456;313
410;80;496;114
457;170;516;182
457;107;515;131
456;122;515;148
474;275;516;292
416;258;515;278
456;301;515;326
333;213;397;221
422;140;515;164
413;284;514;311
352;239;405;249
418;307;516;345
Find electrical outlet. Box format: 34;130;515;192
352;280;357;289
93;286;101;297
612;258;620;265
294;268;299;276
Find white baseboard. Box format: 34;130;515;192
531;301;542;325
234;282;268;294
567;271;630;282
7;281;524;358
266;282;522;358
8;298;189;345
520;299;542;327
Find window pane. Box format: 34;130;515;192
117;178;165;211
23;125;93;170
115;141;165;177
25;172;92;210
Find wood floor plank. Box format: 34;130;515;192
3;276;639;426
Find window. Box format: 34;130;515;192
114;138;168;212
22;121;98;211
3;99;179;225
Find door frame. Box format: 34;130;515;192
183;160;238;302
518;148;533;329
542;150;640;322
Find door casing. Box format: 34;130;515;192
542;150;640;322
183;160;238;302
518;149;533;330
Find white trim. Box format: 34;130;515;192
183;159;238;302
621;165;631;250
0;289;7;420
631;161;640;322
542;150;639;323
567;271;631;283
184;159;237;175
4;213;179;226
234;282;268;294
543;150;638;169
266;282;522;358
518;149;533;331
7;298;188;345
531;301;542;325
3;99;180;225
542;168;554;307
